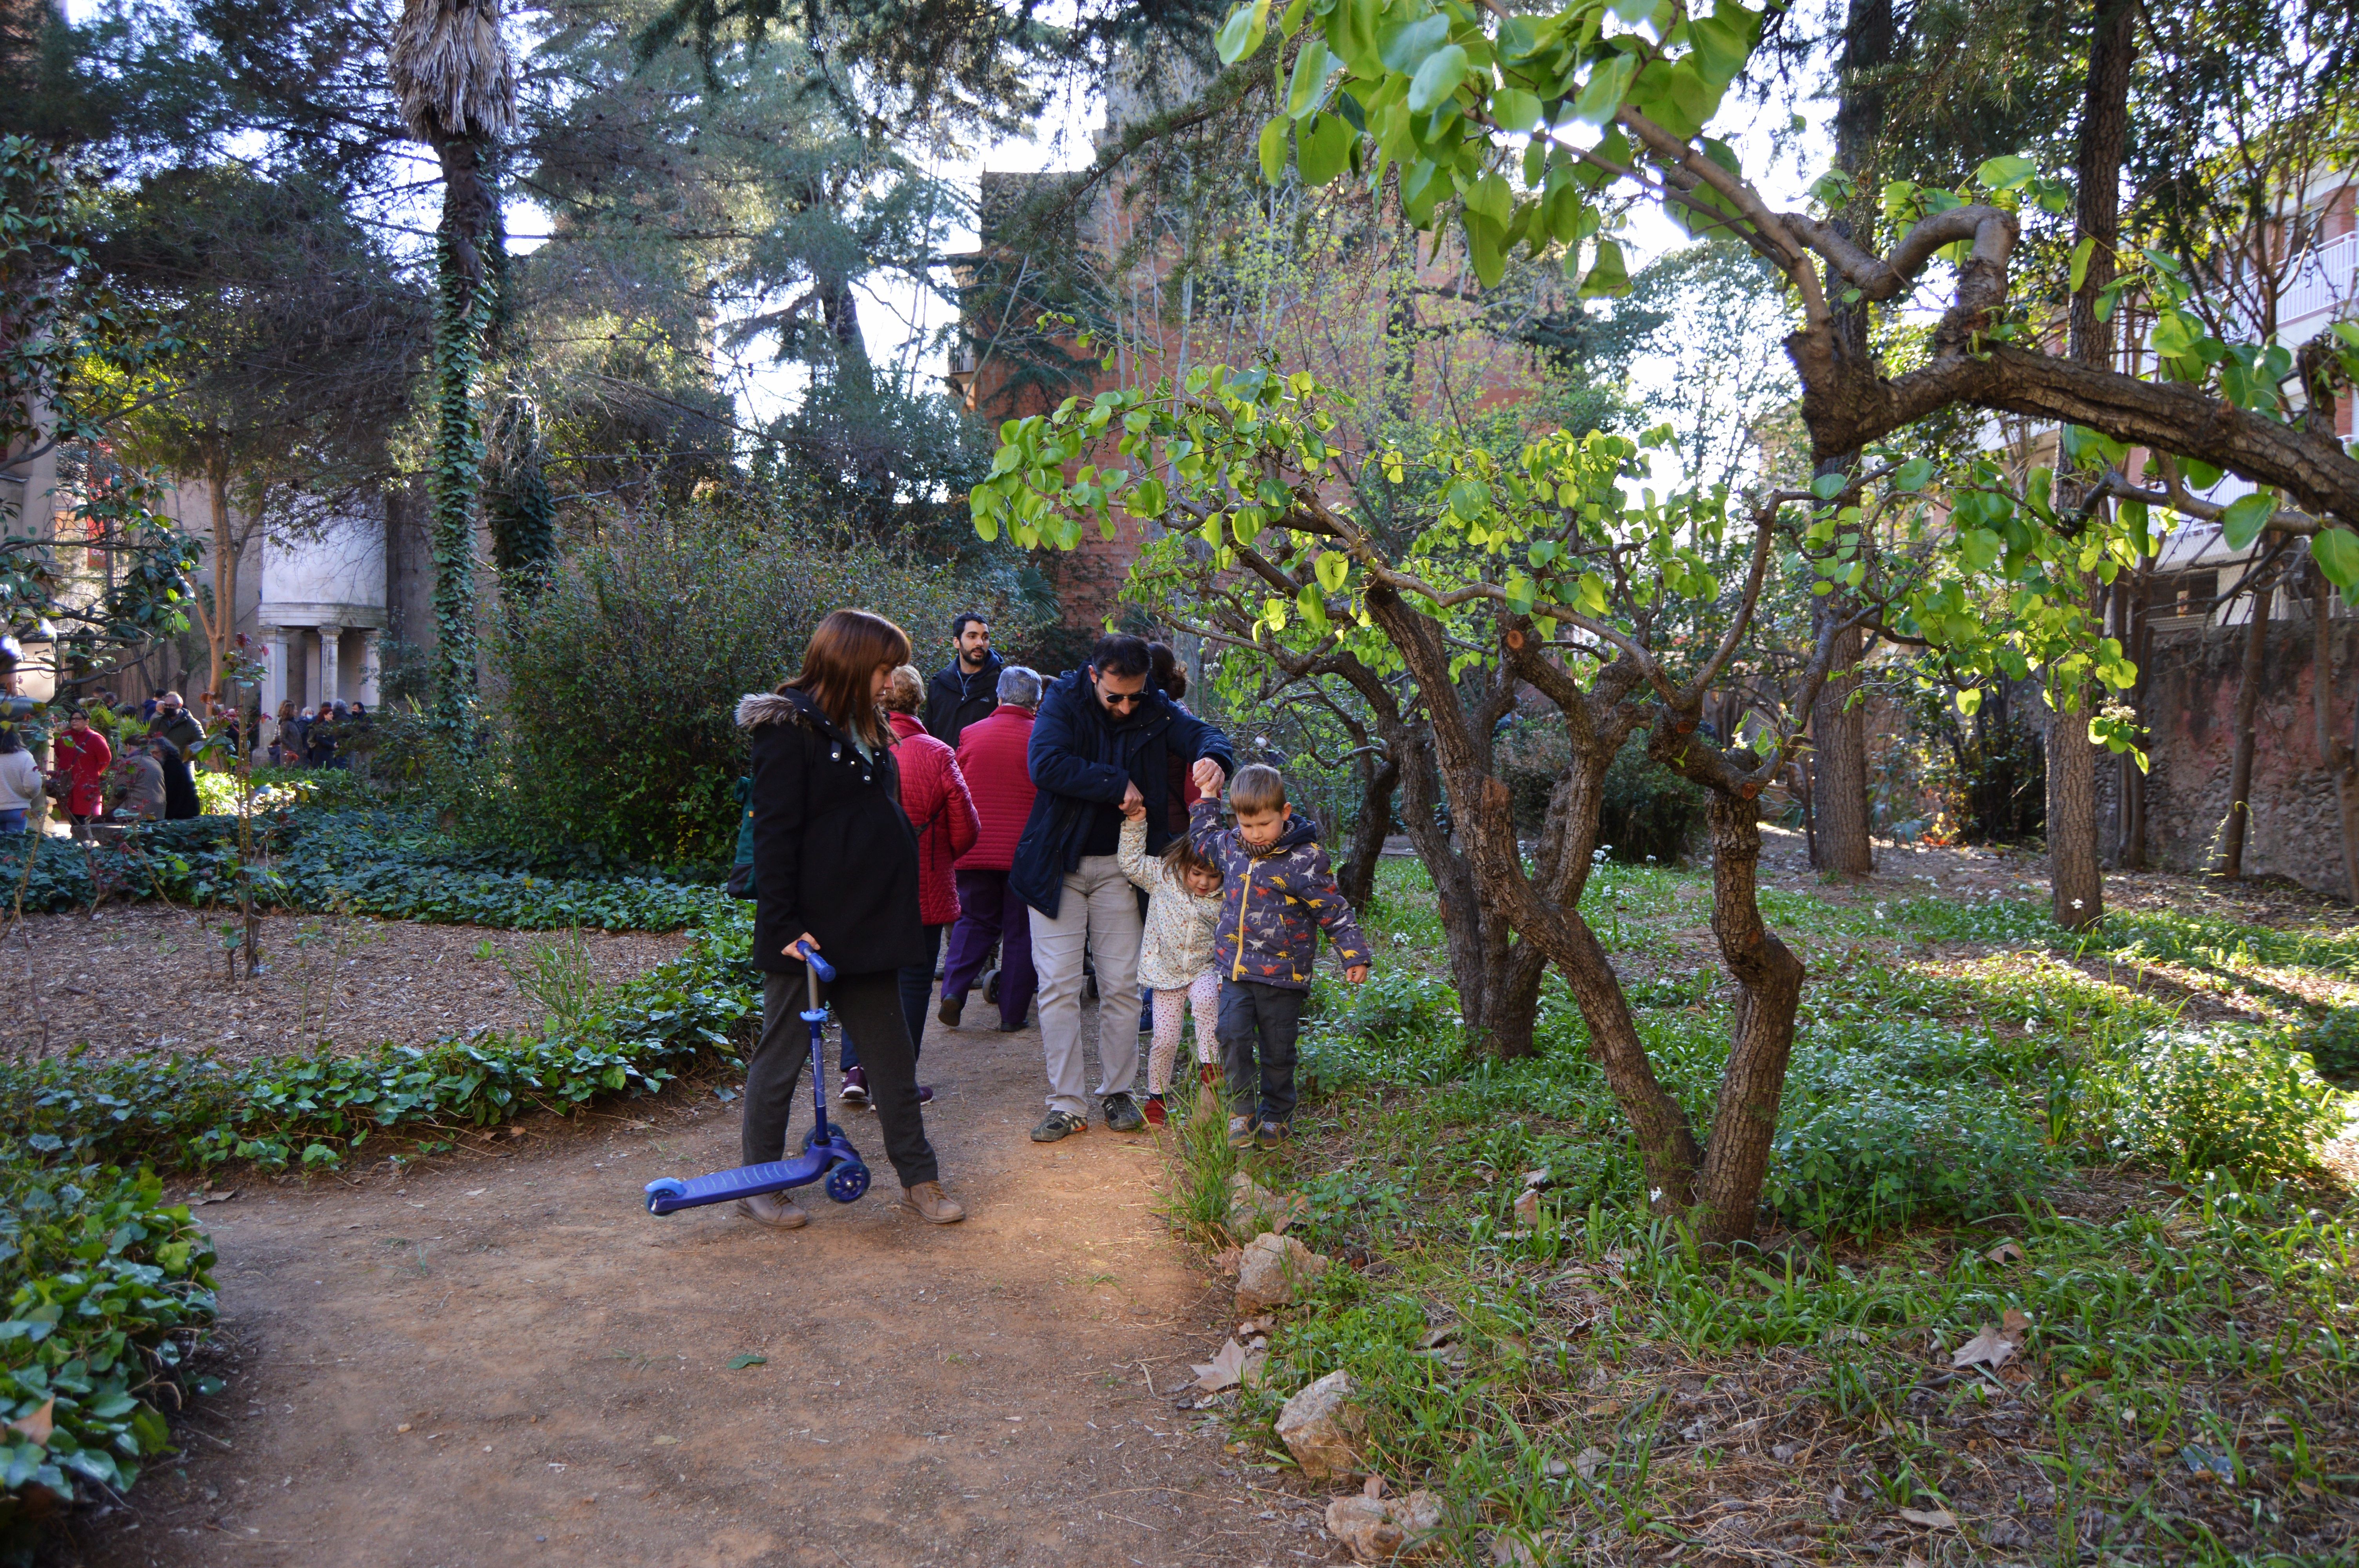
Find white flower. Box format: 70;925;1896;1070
1649;1187;1663;1203
2072;899;2085;910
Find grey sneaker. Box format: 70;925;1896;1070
1102;1093;1146;1133
1030;1109;1087;1143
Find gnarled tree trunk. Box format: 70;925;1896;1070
2219;574;2273;879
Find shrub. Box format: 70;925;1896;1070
2;1160;218;1531
2295;1007;2359;1087
1766;1065;2056;1235
2090;1027;2348;1180
1599;737;1707;864
470;507;1040;869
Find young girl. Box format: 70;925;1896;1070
1118;802;1224;1126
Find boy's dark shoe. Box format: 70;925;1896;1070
1103;1093;1146;1132
916;1085;935;1104
1030;1109;1087;1142
838;1065;870;1107
938;995;962;1027
1253;1121;1289;1151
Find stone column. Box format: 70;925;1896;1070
318;624;342;706
358;633;381;705
260;627;290;715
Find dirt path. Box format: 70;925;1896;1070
71;994;1310;1568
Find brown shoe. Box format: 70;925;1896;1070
735;1192;808;1229
896;1180;965;1225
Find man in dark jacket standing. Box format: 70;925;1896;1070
1013;635;1233;1142
924;612;1002;746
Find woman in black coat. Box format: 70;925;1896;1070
737;608;963;1229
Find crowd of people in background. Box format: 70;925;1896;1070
0;684;371;837
734;606;1375;1235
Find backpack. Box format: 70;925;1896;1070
727;778;758;899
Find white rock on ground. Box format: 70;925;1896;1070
1323;1488;1445;1563
1276;1370;1366;1479
1234;1231;1330;1312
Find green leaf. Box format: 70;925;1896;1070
1299;112;1353;185
1259;114;1289;183
1892;457;1934;493
1810;472;1848;500
1378;11;1450;73
1572;53;1636;126
1975;153;2036;191
1491;87;1541;132
1217;0;1271;64
2219;491;2275;551
1574;571;1608;615
1124;477;1169;519
1287;38;1334;118
727;1353;768;1370
1407;43;1469;113
2310;525;2359;593
2178;456;2223;490
1314;550;1350;591
2068;236;2095;294
1577;238;1628;298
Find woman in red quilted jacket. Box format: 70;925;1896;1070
939;665;1041;1031
53;710;113;838
840;665;980;1107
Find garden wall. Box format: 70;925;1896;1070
2103;605;2355;897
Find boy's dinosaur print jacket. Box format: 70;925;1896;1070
1188;798;1371;992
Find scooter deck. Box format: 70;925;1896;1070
644;1131;870;1214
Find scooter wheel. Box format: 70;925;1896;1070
643;1177;688;1213
825;1163;870;1204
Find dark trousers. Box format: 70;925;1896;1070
941;869;1036;1027
1216;978;1307;1128
840;922;943;1071
746;968;938;1188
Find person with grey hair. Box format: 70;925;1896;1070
939;663;1043;1031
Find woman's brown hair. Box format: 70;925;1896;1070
783;609;911;746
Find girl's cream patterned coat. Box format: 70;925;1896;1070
1116;814;1223;991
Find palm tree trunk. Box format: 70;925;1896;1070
427;135;496;737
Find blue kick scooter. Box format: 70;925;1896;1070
643;947;871;1215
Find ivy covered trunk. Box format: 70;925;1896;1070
426;136;497;739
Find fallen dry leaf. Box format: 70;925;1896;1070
1363;1474;1387;1499
1952;1310;2029;1370
1236;1315;1274;1337
1572;1446;1607;1481
1192;1337;1250;1392
1521;1167;1552;1190
1986;1238;2026;1265
1512;1189;1540;1225
185;1188;237;1206
1209;1247;1243;1277
1899;1506;1958;1530
7;1398;54;1445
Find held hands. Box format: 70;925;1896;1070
1344;965;1369;985
1191;758;1226;797
1120;779;1145;815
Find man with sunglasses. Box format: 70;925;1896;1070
1011;634;1234;1142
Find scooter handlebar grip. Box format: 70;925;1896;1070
803;949;837;984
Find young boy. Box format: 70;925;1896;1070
1188;763;1371;1150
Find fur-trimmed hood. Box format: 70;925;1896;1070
736;690;816;731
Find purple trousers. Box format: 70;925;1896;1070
942;868;1036;1028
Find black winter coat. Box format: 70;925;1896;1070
740;688;926;978
1010;669;1234;919
923;652;1003;746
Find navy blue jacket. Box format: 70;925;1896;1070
1010;670;1234;918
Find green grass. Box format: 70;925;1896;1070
1214;857;2358;1563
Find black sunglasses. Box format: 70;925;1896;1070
1100;688;1148;707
